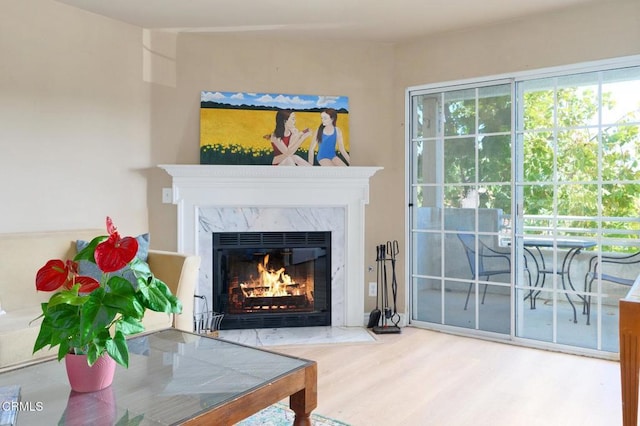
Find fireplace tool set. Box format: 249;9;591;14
368;240;401;334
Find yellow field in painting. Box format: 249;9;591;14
200;108;350;152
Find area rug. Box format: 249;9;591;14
236;403;350;426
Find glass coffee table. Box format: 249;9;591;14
0;329;317;425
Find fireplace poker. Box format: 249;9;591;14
388;240;401;328
382;244;392;320
367;245;382;328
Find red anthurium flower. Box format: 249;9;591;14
74;275;100;293
94;217;138;273
36;259;69;292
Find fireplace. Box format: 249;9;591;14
212;231;331;329
159;165;382;328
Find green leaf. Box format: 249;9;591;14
87;342;101;366
73;235;108;263
47;287;86;308
138;277;182;313
128;257;152;288
106;275;136;296
80;289;118;341
114;410;145;426
103;276;144;318
117;316;145;336
33;321;54;354
35;304;82;352
106;330;129;368
57;344;70;362
86;328;111;365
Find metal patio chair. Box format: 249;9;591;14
583;250;640;325
458;233;512;310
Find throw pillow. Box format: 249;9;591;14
76;233;150;282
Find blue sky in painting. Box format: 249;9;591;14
201;91;349;111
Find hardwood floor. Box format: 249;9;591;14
273;327;621;426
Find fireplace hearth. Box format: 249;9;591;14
212;231;331;329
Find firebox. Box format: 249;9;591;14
212;231;331;329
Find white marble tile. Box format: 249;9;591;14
218;326;376;347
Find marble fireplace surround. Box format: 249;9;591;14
159;165;382;327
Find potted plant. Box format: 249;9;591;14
33;217;182;391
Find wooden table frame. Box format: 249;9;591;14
186;360;317;426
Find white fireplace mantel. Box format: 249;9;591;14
159;165;382;327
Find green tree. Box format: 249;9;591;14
522;87;640;238
437;83;640;243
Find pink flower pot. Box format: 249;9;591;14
64;353;116;393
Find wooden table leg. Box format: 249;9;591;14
290;362;317;426
620;299;640;426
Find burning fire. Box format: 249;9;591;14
240;254;301;297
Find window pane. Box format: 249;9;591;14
478;84;511;133
601;220;640;248
414;185;439;210
602;184;640;219
522;183;553;217
415;139;440;185
557;129;598;182
522;131;553;183
602;125;640;182
412;95;439;139
412;277;441;323
444;137;475;184
414;232;442;276
520;78;555;130
479;135;511;182
556;184;597;217
601;67;640;126
556;73;599;128
483;184;511;214
444;89;476;136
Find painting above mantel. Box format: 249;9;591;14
200;91;350;167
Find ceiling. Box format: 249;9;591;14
55;0;606;43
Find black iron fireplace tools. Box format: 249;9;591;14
369;240;401;334
366;245;383;328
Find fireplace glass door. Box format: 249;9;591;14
212;232;331;329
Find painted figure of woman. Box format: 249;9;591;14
268;110;311;166
308;108;350;166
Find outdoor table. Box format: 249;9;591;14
523;238;596;323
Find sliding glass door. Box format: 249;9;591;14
408;59;640;356
514;66;640;352
409;82;513;335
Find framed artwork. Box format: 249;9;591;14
200;91;350;166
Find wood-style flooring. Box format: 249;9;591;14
274;327;621;426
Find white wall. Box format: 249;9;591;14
0;0;151;234
394;0;640;87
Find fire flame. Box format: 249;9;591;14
240;254;299;297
